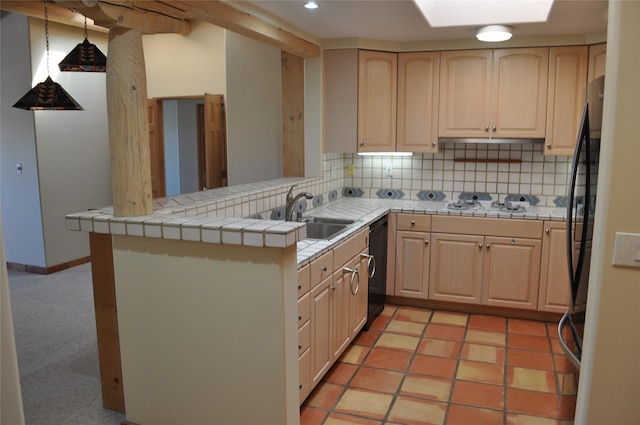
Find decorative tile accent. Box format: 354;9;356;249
312;194;324;208
293;199;308;213
554;196;569;207
343;187;365;198
416;190;446;201
376;189;405;199
505;194;540;205
459;192;493;201
328;190;338;202
270;206;286;220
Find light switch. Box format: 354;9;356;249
612;232;640;268
16;163;23;174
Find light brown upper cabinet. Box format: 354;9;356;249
588;43;607;82
397;52;440;153
438;48;549;139
357;50;398;152
544;46;589;156
323;49;358;154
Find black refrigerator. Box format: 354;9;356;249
558;76;604;370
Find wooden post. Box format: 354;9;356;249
107;28;153;216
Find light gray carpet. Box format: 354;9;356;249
8;263;125;425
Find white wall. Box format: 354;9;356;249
226;32;283;185
576;1;640;423
28;19;111;267
0;13;46;268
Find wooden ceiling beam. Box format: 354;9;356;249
173;0;320;58
0;0;107;33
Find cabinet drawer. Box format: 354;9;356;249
298;292;310;326
432;216;542;239
310;251;334;287
334;227;369;269
397;213;431;232
298;320;310;354
297;264;311;298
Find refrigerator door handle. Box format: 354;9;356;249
558;311;582;370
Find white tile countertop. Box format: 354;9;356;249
65;178;566;267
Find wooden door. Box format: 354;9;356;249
538;222;571;313
332;266;352;360
545;46;588;155
203;93;227;189
310;275;332;386
397;52;440;153
358;50;397;152
492;47;549;138
148;99;166;198
429;233;484;304
438;50;492;138
482;236;542;310
395;231;430;299
350;250;369;337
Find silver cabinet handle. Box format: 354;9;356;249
411;220;416;225
321;266;327;272
298;343;302;350
484;126;489;132
432;141;436;147
511;239;516;245
343;266;360;296
425;240;429;245
298;314;302;320
361;253;376;278
492;126;496;131
486;243;491;249
297;284;302;290
545;228;550;234
478;243;483;248
359;141;364;146
546;143;551;148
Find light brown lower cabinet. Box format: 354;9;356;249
309;271;332;388
538;221;572;313
395;231;431;299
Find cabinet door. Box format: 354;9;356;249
299;347;311;404
483;237;542;310
429;233;483;304
323;49;358;153
438;50;492;138
492;48;549;138
545;46;588;156
310;276;332;386
395;231;431;299
358;50;397;152
587;43;606;82
397;52;440;153
538;222;571;313
332;266;352;360
350;251;369;338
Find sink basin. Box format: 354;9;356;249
302;217;356;240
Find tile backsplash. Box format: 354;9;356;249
336;142;572;207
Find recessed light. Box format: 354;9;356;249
476;25;513;42
304;1;318;9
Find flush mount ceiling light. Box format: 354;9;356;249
304;1;319;9
13;0;83;110
58;16;107;72
476;25;513;42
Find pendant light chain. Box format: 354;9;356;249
84;16;88;39
44;0;50;76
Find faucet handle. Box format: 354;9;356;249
287;184;298;199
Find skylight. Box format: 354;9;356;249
413;0;554;27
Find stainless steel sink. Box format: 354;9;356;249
302;217;356;240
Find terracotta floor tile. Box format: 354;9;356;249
334;388;393;420
410;354;458;379
386;319;427;337
507;388;561;418
558;394;577;420
350;366;404;394
558;372;578;395
387;395;447;425
304;382;345;410
468;314;507;333
324;412;383;425
400;374;452;402
382;304;398;316
354;330;380;347
507;366;556;393
451;380;504;409
554;354;578;373
395;306;432;323
417;338;462;358
460;343;505;364
424;324;466;342
363;347;413;372
508;348;554;371
340;344;370;365
465;329;506;347
431;310;469;327
507;413;562;425
508;334;551;352
375;332;420;352
456;360;504;385
368;313;392;331
324;362;359;385
446;404;505;425
300;406;328;425
509;318;549;337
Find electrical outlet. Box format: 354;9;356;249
347;164;355;176
384;162;393;177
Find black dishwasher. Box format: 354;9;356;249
366;215;388;329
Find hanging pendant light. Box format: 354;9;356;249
13;0;83;110
58;16;107;72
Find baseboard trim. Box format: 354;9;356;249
6;256;91;275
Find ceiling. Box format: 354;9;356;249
244;0;608;43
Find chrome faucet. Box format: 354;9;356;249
285;184;313;221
